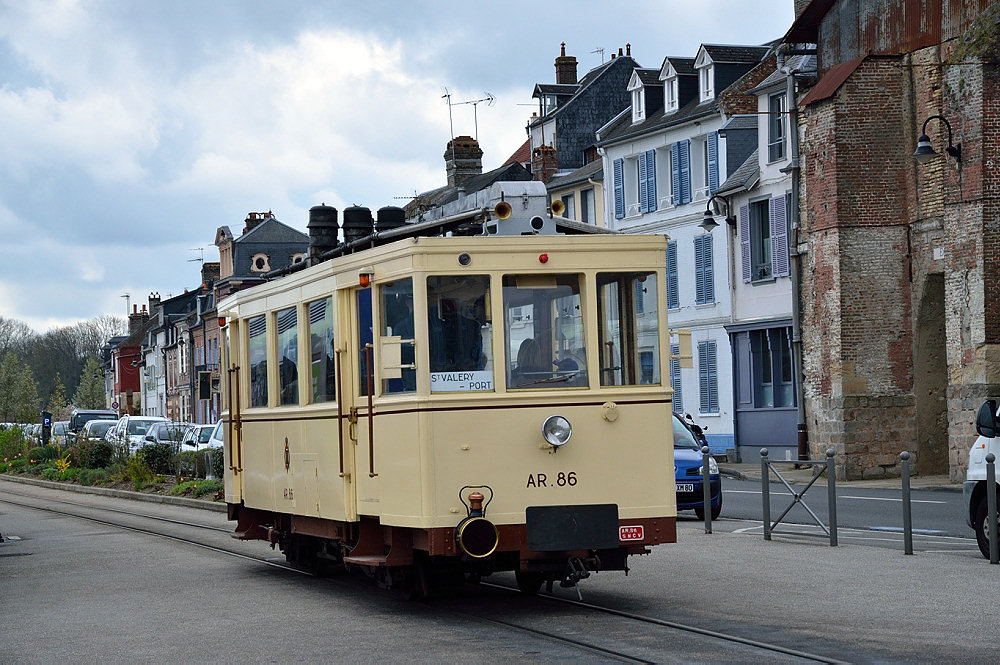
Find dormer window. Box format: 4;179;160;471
694;48;714;102
250;253;270;272
632;88;645;123
664;77;678;112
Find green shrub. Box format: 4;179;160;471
193;478;224;498
138;443;175;474
174;450;213;478
170;480;199;496
0;427;28;461
41;467;59;480
5;457;28;472
124;456;155;490
27;446;57;463
77;468;108;486
209;447;224;478
88;441;114;469
59;467;79;482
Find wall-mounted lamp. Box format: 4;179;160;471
913;114;961;164
701;194;736;233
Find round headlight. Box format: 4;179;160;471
541;415;572;448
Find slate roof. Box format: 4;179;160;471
597;94;720;146
528;57;637;129
748;54;817;93
702;44;772;64
533;83;580;96
718;114;758;132
546;159;604;190
404;161;532;219
661;56;696;77
715;149;760;196
635;68;661;87
238;216;309;243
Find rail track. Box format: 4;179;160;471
1;482;845;663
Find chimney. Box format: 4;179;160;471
531;145;558;184
148;292;161;312
128;304;149;335
555;42;578;84
201;261;220;288
243;211;272;235
444;136;483;188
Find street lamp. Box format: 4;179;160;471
701;194;735;233
913;114;962;164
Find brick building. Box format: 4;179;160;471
787;0;999;479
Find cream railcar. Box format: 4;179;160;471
219;182;676;595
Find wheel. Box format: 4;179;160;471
515;570;545;596
694;493;722;521
974;495;999;559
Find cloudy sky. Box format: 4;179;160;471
0;0;793;332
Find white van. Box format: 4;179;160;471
966;400;1000;558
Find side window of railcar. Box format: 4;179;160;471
247;315;268;407
597;272;661;386
503;274;587;389
307;297;336;403
427;275;493;392
276;307;298;406
381;278;415;394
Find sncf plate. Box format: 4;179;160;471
619;525;644;541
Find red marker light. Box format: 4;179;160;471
539;253;549;264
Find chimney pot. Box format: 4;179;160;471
626;43;631;57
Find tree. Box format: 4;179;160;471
48;373;70;420
0;317;34;358
73;357;106;409
0;353;40;423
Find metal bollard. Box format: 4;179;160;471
826;449;838;547
761;448;771;541
205;451;215;480
900;451;913;555
701;445;712;534
988;453;998;565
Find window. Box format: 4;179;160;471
504;274;587;389
381;278;415;394
694;234;715;304
428;275;492;392
768;93;786;162
698;340;719;413
308;297;335;403
666;241;679;309
664;78;678;112
560;194;576;220
740;196;789;283
740;327;795;409
580;188;595;225
247;315;267;407
276;307;298;405
250;253;270;272
699;66;714;101
670;342;683;413
632;88;645;123
597;272;659;386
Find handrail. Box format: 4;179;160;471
336;349;346;478
365;344;377;477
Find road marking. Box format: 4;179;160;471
724;489;946;504
869;525;946;535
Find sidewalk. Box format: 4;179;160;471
718;460;961;491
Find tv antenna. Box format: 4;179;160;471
188;247;204;264
443;87;496;141
591;47;605;63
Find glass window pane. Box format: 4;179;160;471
428;275;493;392
308;297;336;403
277;307;298;405
598;272;660;386
381;278;415;394
248;315;267;407
503;274;587;389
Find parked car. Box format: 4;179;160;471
79;419;119;443
181;423;219;451
144;422;191;449
673;412;722;520
107;415;167;451
207;420;224;449
68;409;119;444
51;421;70;447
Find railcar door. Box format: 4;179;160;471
338;284;377;520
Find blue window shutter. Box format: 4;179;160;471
638;153;648;213
679;139;691;204
770;194;789;277
670;342;683;413
740;204;751;283
646;149;657;212
707;131;719;193
699;340;719;413
670;143;680;205
613;158;624;219
703;234;714;302
666;242;679;309
694;236;705;304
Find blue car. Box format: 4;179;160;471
673;413;722;520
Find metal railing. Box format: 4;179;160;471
760;448;838;546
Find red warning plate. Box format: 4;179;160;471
619;525;644;541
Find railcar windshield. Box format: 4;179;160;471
503;274;587;389
427;275;494;392
308;297;336;403
248;315;268;407
597;272;661;386
277;307;298;405
381;278;415;394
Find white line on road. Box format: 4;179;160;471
724;489;946;504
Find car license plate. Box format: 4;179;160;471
676;483;695;493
